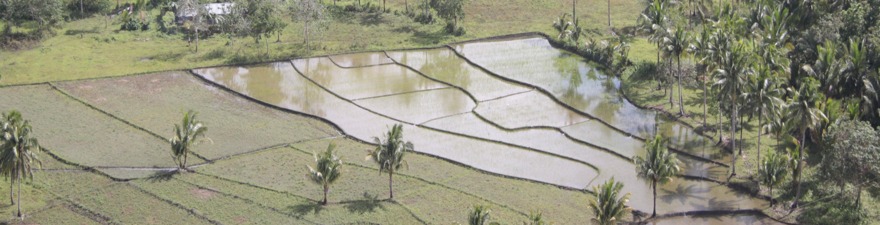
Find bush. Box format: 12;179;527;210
443;22;465;36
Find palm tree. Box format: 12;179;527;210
307;143;342;205
368;124;412;199
758;150;788;207
663;26;689;115
468;205;492;225
0;110;42;218
713;42;751;179
525;211;547;225
743;64;784;164
689;25;714;126
170;110;208;170
634;134;680;217
588;178;630;225
639;0;668;65
1;111;24;205
840;39;879;121
785;79;826;208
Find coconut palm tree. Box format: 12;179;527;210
663;26;689;115
307;143;342;205
840;39;879;121
639;0;668;65
468;205;492;225
713;42;751;179
758;150;788;207
689;25;714;126
368;124;412;199
634;134;680;217
743;64;784;164
1;111;24;205
170;110;208;170
785;79;826;208
0;110;42;218
589;178;630;225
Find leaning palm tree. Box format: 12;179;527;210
785;80;826;209
367;124;412;199
663;26;689;115
588;178;630;225
758;150;788;207
307;143;342;205
169;110;208;170
634;134;680;217
0;110;42;218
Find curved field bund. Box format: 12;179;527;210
0;35;785;224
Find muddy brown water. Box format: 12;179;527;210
192;35;774;222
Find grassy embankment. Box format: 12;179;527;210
0;0;649;85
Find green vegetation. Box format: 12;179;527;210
170;110;208;170
306;143;343;205
759;150;787;207
588;178;630;225
633;134;679;217
0;110;43;218
368;123;411;199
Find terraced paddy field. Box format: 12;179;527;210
0;35;785;224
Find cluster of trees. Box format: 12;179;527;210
0;0;64;38
632;0;880;222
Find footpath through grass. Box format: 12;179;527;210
0;0;644;85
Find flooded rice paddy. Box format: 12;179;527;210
191;35;776;222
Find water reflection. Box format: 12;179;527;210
453;37;727;161
294;57;447;100
388;49;531;101
195;61;599;189
328;52;394;67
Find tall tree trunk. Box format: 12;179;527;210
9;177;13;205
739;112;744;156
16;178;20;218
703;78;708;126
769;185;774;206
856;184;862;209
183;151;188;169
652;180;657;217
607;0;611;27
80;0;84;18
388;171;394;199
266;36;270;55
383;0;386;12
793;128;805;209
304;22;310;50
677;57;685;115
195;28;199;53
758;111;763;165
405;0;408;12
730;96;738;180
322;185;328;205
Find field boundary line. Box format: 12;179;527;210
443;43;730;168
126;182;224;225
287;145;531;218
349;87;454;101
46;82;212;163
326;55;397;69
291;60;604;181
169;177;322;224
195;135;343;165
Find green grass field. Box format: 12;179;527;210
0;0;643;86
